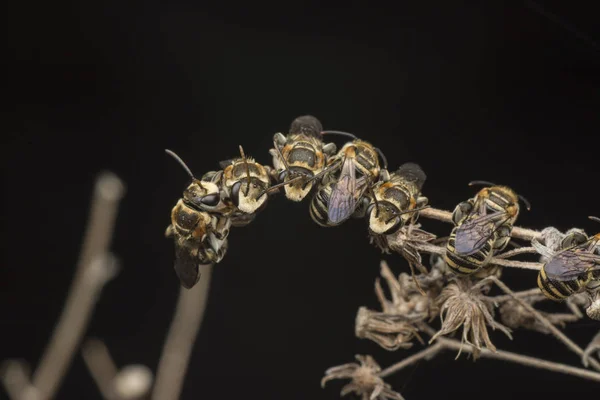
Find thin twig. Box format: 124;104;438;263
81;339;119;400
1;172;125;400
488;288;543;303
32;173;125;398
378;343;444;378
413;242;542;271
152;265;213;400
436;337;600;382
420;207;542;242
476;276;600;372
495;247;539;259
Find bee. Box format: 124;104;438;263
217;145;272;227
536;216;600;301
164;150;231;288
309;138;387;227
269;115;337;201
444;181;531;276
367;162;430;236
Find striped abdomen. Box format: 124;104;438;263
537;268;585;301
309;183;332;227
444;226;494;275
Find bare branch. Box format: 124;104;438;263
81;339;119;400
378;343;444;378
152;265;213;400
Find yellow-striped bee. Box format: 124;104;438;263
444;181;530;276
216;145;272;227
367;162;429;236
537;216;600;301
164;149;231;288
309;138;386;227
269;115;337;201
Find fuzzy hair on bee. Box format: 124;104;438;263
269;115;337;202
444;182;528;276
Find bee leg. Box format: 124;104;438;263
165;225;175;238
273;132;287;146
322;142;337;155
561;229;588;250
352;197;370;219
493;225;513;251
451;200;474;226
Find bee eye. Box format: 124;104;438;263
232;181;242;206
201;193;220;206
386;218;402;234
279;170;288;182
366;204;375;217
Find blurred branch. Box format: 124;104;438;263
152;265;213;400
1;172;125;400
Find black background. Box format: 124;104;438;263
3;2;600;399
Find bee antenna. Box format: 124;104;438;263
367;186;381;218
239;145;252;196
385;205;431;224
320;130;358;140
374;147;388;170
589;216;600;224
468;180;497;187
165;149;205;189
258;175;305;199
518;194;532;211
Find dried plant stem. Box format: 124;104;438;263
378;343;444;378
494;247;539;259
413;242;542;271
488;288;543;303
1;172;125;400
435;337;600;382
152;265;213;400
476;276;600;372
81;339;119;400
420;207;542;242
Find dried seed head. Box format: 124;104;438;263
586;290;600;321
430;278;512;359
355;307;423;351
322;355;404;400
499;297;580;334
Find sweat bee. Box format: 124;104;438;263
164;150;231;288
536;216;600;301
269;115;337;201
309;137;387;227
216;145;272;227
444;181;531;276
367;162;429;236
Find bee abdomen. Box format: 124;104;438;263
310;187;331;227
444;233;493;275
537;268;581;301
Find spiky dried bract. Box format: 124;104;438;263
499;296;581;334
321;355;404;400
355;307;423;351
430;278;512;359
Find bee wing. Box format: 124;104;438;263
454;211;505;255
327;157;357;224
173;238;201;289
545;250;598;281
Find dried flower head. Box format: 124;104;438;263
321;355;404;400
499;295;580;334
355;307;423;350
586;289;600;321
430;278;512;358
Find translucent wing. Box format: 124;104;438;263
545;250;599;281
328;156;357;224
454;211;505;255
173;238;201;289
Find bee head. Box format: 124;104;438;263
183;180;221;210
279;167;314;202
231;178;269;213
367;201;403;235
